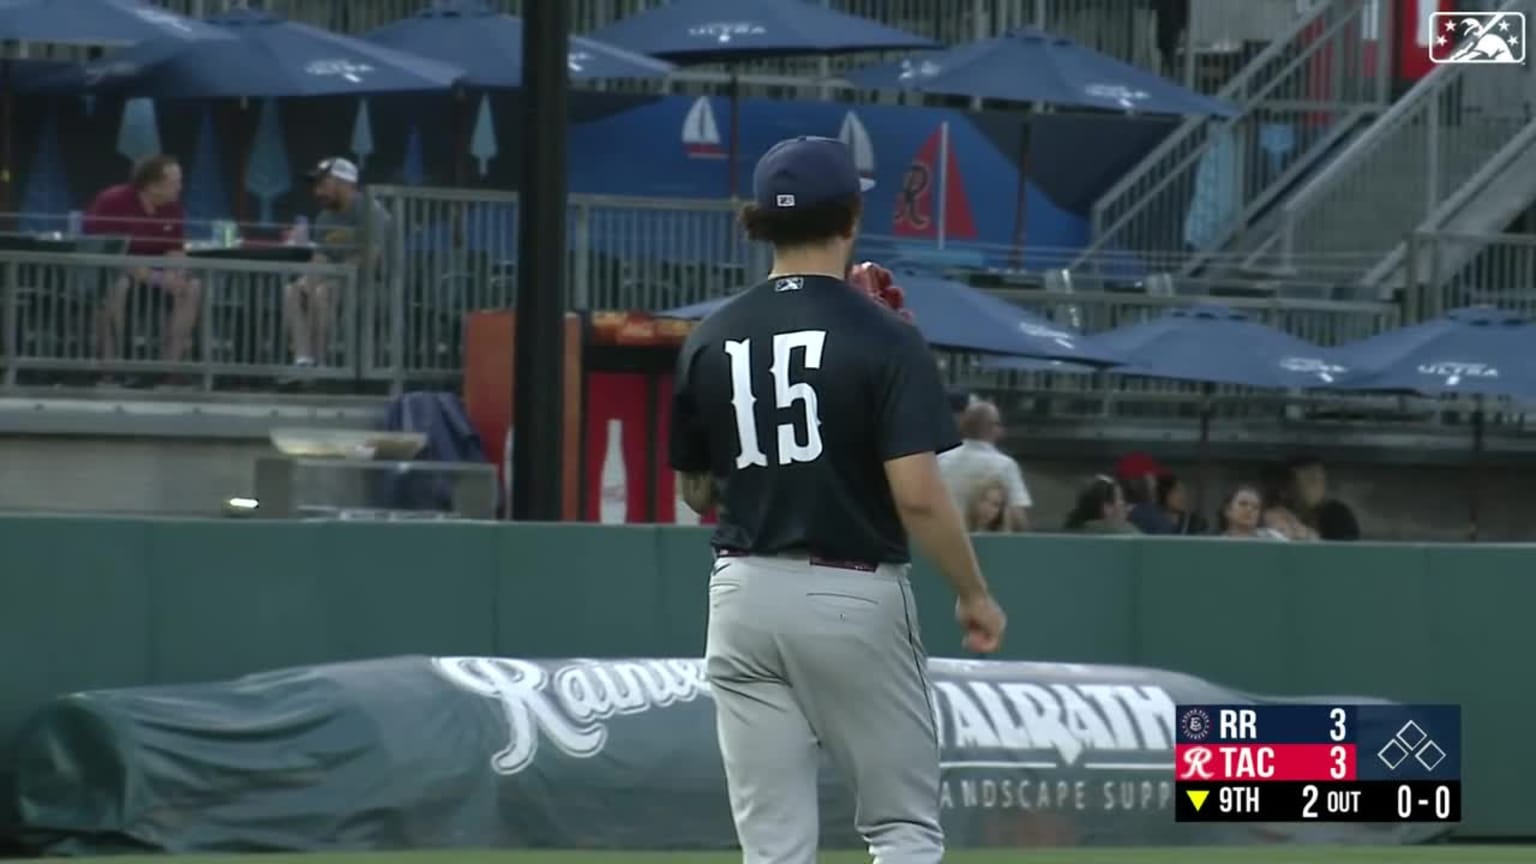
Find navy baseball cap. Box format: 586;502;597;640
753;136;875;211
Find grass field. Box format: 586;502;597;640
34;849;1536;864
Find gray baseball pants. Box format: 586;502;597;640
705;554;945;864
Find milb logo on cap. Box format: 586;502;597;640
1429;11;1526;64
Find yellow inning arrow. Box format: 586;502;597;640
1187;789;1210;812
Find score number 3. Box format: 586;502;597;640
726;331;826;468
1329;707;1348;780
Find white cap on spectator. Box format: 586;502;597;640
307;156;358;184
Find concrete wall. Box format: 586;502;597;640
0;433;1532;540
0;437;269;516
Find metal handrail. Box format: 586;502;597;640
1077;0;1377;270
1363;116;1536;287
0;250;352;277
1269;0;1532;274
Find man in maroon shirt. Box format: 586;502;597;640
83;154;203;372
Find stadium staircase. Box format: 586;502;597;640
1238;0;1536;298
1083;0;1536;306
1073;0;1387;280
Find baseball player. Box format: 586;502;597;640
669;136;1007;864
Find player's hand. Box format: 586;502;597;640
956;592;1006;655
848;261;914;323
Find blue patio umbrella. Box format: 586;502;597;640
589;0;938;196
588;0;940;61
0;1;232;208
1326;306;1536;540
364;0;674;88
988;305;1342;508
844;28;1235;116
987;305;1346;389
22;9;463;100
0;0;232;45
662;272;1121;365
1327;306;1536;401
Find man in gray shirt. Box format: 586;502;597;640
283;157;388;369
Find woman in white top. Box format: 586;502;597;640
1216;485;1289;540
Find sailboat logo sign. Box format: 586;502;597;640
681;97;724;159
838;111;875;185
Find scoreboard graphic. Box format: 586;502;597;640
1173;704;1461;823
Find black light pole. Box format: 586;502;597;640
512;0;568;520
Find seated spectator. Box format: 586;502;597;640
284;157;389;371
1260;455;1324;541
1156;472;1209;535
939;399;1032;531
1115;451;1175;534
1315;498;1361;541
963;475;1009;533
1063;475;1140;535
1217;484;1288;540
83;154;203;379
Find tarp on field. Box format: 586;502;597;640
10;656;1448;853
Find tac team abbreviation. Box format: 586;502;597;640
1173;704;1461;823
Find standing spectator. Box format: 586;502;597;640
1063;475;1139;534
1115;451;1175;534
1217;484;1288;540
1155;472;1208;535
283;157;389;370
962;475;1009;533
939;399;1032;531
83;154;203;379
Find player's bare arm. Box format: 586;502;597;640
884;452;1006;653
678;471;715;515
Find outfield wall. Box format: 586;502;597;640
0;516;1530;838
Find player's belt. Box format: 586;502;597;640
714;547;878;573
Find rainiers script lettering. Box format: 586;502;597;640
432;657;710;775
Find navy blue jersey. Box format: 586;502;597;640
669;275;959;564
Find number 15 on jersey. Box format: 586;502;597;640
725;331;826;468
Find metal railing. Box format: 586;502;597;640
0;249;358;389
1252;0;1536;284
1076;0;1388;276
9;191;1531;400
367;186;770;381
150;0;1302;96
1406;230;1536;321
